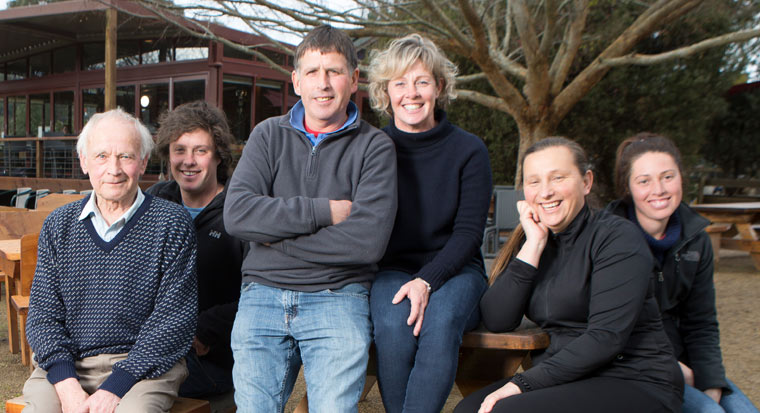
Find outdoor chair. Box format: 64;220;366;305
482;186;523;259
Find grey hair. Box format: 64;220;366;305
368;33;458;116
77;108;154;159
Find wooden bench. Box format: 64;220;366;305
698;177;760;204
294;322;549;411
35;193;85;211
10;233;39;368
5;396;211;413
706;223;732;263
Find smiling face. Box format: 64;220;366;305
522;146;592;233
387;60;441;133
79;117;148;211
629;151;683;237
170;128;220;200
292;49;359;133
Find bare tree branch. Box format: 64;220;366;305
548;0;589;96
600;27;760;67
455;89;510;113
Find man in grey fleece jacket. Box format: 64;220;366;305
223;25;397;412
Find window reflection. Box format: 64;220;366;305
0;99;5;137
82;86;136;126
30;93;51;137
53;91;75;135
8;96;27;136
7;59;27;80
141;39;174;64
255;79;283;125
174;79;205;108
140;82;169;132
223;75;252;142
31;53;50;78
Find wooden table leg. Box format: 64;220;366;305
4;274;20;354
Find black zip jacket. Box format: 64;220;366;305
481;205;682;408
147;180;245;370
608;199;728;392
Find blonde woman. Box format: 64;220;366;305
367;34;492;413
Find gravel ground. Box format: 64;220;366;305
1;250;757;412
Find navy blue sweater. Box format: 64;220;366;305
26;195;198;398
378;111;492;291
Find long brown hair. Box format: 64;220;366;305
488;137;590;284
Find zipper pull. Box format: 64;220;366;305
657;271;664;282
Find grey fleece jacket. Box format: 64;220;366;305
224;111;398;292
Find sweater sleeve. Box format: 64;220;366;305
415;142;492;291
267;133;398;266
224;123;334;244
678;233;728;392
480;258;537;332
26;214;79;384
515;226;653;391
101;213;198;397
196;301;238;348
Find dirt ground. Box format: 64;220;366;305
1;251;757;412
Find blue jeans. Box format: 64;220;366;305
370;263;487;413
683;379;758;413
231;282;372;413
178;351;234;398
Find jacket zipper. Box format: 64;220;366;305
307;145;318;178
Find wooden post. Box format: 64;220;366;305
104;8;117;111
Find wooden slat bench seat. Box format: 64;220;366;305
294;321;550;412
5;396;211;413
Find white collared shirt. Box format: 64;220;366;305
78;189;146;241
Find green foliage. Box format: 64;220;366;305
704;86;760;178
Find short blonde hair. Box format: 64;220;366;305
368;34;458;116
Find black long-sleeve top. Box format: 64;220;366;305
609;199;728;392
481;205;682;407
148;180;245;369
378;111;492;291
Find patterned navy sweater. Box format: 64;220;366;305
26;194;198;398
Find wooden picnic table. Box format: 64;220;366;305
692;202;760;270
0;238;22;354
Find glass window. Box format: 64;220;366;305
82;88;103;126
1;63;5;81
260;48;286;66
174;79;205;108
53;46;76;74
0;98;5;137
7;59;27;80
116;40;141;67
53;91;75;135
141;39;174;64
30;93;51;137
140;82;169;132
223;44;252;61
223;75;253;142
30;53;50;78
175;37;208;61
117;85;136;116
255;79;283;125
287;83;299;111
82;86;136;126
8;96;27;137
82;43;105;70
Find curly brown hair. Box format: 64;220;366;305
155;100;235;184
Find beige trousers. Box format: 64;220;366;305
22;353;188;413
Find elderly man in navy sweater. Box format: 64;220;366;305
22;109;197;413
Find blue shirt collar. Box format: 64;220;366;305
289;100;359;146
